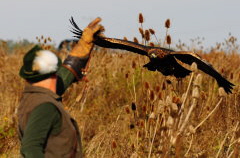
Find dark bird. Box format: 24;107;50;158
69;17;234;93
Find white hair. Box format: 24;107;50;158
33;50;59;74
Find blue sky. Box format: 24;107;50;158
1;0;240;48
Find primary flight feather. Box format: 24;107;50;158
69;17;234;93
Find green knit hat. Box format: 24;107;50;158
19;45;62;83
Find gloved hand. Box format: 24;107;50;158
63;17;104;80
70;17;104;58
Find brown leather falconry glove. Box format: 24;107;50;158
70;17;104;58
63;17;104;80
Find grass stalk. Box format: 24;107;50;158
194;98;223;131
148;114;160;158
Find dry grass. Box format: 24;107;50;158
1;16;240;157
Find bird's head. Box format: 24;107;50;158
148;49;168;59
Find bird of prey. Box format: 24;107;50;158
69;17;234;93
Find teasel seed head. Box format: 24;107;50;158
149;28;155;35
165;19;171;28
191;62;198;72
130;124;135;129
162;82;166;90
44;38;47;44
166;96;173;105
138;13;144;23
139;28;144;38
125;106;130;114
125;72;129;79
155;85;160;93
145;30;150;41
112;140;117;148
41;35;44;39
170;103;178;118
230;72;233;80
166;116;174;128
194;74;203;87
200;91;207;100
48;37;52;42
218;87;226;97
149;42;155;47
131;102;137;111
140;120;144;128
142;105;147;113
158;92;162;100
172;96;178;103
188;125;196;134
166;35;171;45
123;37;128;41
173;97;181;105
133;37;139;44
131;143;135;151
150;90;155;101
192;87;200;99
144;81;150;90
221;68;224;74
132;61;137;69
46;45;51;50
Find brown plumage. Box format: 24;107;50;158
69;17;234;93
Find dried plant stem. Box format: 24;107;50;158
216;132;229;158
178;73;195;129
96;135;107;156
132;76;137;102
178;72;195;115
101;148;107;158
152;34;160;46
135;130;139;153
226;138;240;157
95;109;123;155
148;114;160;158
126;77;134;101
80;87;89;112
163;29;168;47
226;122;239;155
178;97;198;136
227;151;234;158
194;98;223;131
140;23;145;45
70;84;89;112
184;134;194;157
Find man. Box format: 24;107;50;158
17;17;103;158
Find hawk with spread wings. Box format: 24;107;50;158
69;17;234;94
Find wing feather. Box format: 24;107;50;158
171;51;234;93
69;17;148;56
69;17;82;38
94;37;149;56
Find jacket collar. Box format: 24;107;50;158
24;84;60;100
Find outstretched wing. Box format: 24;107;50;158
171;51;234;93
94;37;149;56
69;17;149;56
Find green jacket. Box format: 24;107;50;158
18;66;82;158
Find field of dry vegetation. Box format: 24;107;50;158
0;14;240;157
